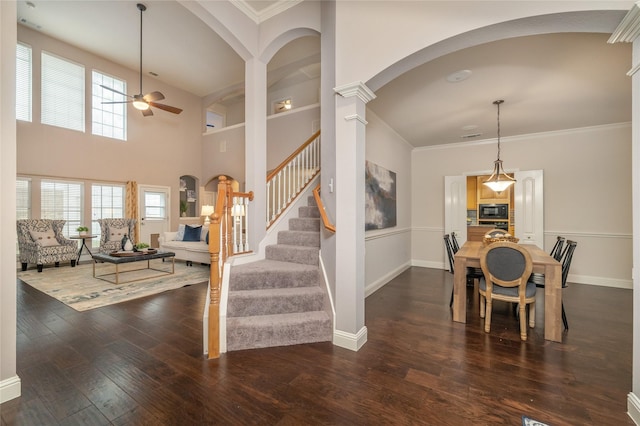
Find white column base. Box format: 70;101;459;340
0;375;21;404
333;326;368;351
628;392;640;424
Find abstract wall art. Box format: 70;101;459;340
365;161;397;230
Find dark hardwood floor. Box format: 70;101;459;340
1;266;633;425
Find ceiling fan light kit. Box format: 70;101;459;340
100;3;182;117
483;99;516;194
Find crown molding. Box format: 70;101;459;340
334;81;376;104
231;0;303;24
609;2;640;43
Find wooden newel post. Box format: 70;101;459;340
208;211;221;359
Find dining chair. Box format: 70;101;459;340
479;241;535;341
527;235;564;287
450;231;460;253
528;239;576;330
445;234;484;307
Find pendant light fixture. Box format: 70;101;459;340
483;99;516;193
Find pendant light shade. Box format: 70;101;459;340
483;99;515;193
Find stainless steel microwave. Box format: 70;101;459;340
478;203;509;220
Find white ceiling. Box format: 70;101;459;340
15;1;632;148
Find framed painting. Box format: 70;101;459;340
365;161;397;230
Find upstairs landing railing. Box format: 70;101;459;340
267;130;320;228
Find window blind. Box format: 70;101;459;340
41;180;83;237
41;51;85;132
91;184;125;247
16;177;31;220
16;43;32;122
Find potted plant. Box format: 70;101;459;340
180;200;188;217
76;226;89;236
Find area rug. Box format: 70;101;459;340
18;261;210;311
522;416;550;426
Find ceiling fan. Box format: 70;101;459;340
101;3;182;117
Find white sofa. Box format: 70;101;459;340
159;224;210;265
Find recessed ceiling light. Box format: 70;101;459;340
446;69;472;83
26;2;36;9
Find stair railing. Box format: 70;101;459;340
267;130;320;228
313;184;335;233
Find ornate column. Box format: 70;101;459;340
609;4;640;423
332;81;376;351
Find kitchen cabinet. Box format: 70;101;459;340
466;176;476;210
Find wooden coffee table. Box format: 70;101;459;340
92;250;176;284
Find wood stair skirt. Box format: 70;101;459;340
226;196;332;351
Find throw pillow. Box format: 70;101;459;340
175;224;186;241
183;225;202;242
163;231;178;242
29;229;59;247
200;224;209;242
108;226;128;242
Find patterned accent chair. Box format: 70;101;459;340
17;219;78;272
97;218;136;254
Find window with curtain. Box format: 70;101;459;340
16;43;32;122
41;180;83;237
16;177;31;220
92;70;127;141
91;184;125;248
41;51;85;132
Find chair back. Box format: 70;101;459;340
443;234;455;274
480;241;533;291
17;219;66;243
560;240;577;288
450;232;460;253
550;236;565;261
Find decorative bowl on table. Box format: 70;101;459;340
483;233;519;246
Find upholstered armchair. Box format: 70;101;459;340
17;219;78;272
97;218;136;254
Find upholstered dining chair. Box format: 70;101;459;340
479;241;535;341
17;219;78;272
96;218;137;254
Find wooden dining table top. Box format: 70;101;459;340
455;241;558;272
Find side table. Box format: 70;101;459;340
70;234;96;264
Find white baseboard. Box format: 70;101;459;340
411;259;445;269
365;262;411;297
0;375;21;404
628;392;640;424
333;326;368;351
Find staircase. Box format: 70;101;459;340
226;196;332;351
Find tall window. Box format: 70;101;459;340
41;180;83;237
92;71;127;140
91;184;125;247
16;177;31;220
41;51;84;132
16;43;32;122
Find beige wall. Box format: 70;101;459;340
365;110;413;295
411;123;632;288
17;26;204;232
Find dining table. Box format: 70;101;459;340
452;240;563;342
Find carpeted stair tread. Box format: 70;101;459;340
230;259;320;290
227;286;325;317
277;230;320;247
289;217;320;232
266;244;319;266
226;311;332;351
298;206;320;218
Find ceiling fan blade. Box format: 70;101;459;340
101;101;132;105
149;102;183;115
142;108;153;117
100;84;132;98
144;91;165;102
